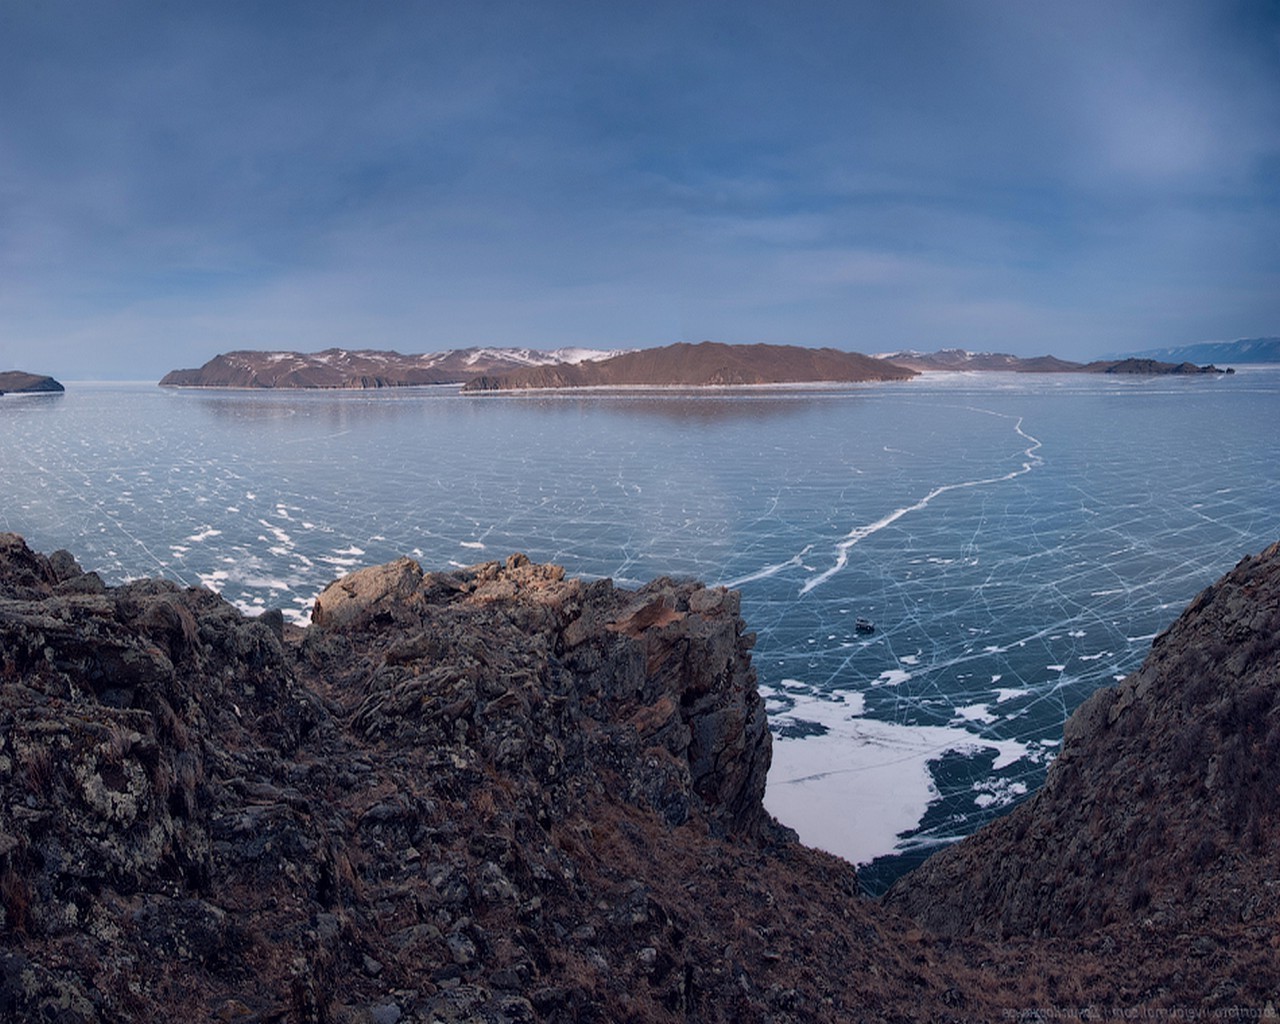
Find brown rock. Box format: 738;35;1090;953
5;531;1280;1020
310;556;425;629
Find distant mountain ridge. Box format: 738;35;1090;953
879;348;1231;375
1112;336;1280;365
878;349;1081;372
159;346;626;388
461;341;917;390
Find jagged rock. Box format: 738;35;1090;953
311;554;771;838
5;531;1280;1020
310;556;426;630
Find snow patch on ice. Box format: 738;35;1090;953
973;778;1028;810
952;704;996;725
765;690;1029;865
875;669;912;687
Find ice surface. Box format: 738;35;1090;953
765;685;1029;865
5;371;1279;877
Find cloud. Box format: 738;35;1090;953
0;0;1277;375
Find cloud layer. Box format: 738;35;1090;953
2;0;1277;376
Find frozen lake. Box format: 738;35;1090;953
4;367;1278;889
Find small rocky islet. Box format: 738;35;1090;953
0;371;63;396
1;532;1278;1020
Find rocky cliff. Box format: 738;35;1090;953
0;535;913;1022
886;541;1280;949
3;534;1280;1021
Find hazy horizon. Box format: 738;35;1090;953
3;0;1278;379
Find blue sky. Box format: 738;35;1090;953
2;0;1277;378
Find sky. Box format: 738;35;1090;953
1;0;1278;378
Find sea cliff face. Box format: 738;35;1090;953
3;534;1280;1021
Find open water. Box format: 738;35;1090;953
3;369;1278;890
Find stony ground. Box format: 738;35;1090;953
2;532;1278;1022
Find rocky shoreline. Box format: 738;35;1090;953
2;534;1278;1021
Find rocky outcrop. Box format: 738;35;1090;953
462;341;917;390
305;552;774;839
5;533;1280;1020
887;540;1280;948
0;371;64;395
0;534;928;1022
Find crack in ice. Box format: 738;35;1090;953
800;411;1042;596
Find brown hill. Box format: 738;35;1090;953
462;341;917;390
0;371;64;394
159;347;623;389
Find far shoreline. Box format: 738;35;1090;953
150;369;1242;395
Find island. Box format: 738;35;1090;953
880;348;1233;375
162;343;1236;393
159;347;623;389
0;370;64;395
2;530;1278;1019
